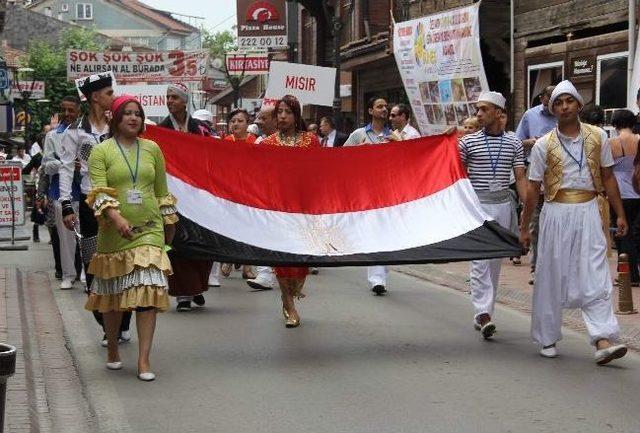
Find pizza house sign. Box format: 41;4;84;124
237;0;287;49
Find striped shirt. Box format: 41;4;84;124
458;130;525;191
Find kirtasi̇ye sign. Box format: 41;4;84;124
393;3;489;135
225;52;270;75
236;0;287;49
66;50;209;83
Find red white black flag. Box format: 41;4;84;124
144;125;520;266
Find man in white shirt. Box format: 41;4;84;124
12;145;31;168
389;104;421;140
520;80;628;364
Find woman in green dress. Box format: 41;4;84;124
85;95;177;381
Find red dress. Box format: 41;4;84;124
260;131;321;279
225;133;257;144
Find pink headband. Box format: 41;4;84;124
111;94;141;115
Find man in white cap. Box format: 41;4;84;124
459;90;527;339
159;83;203;134
520;80;628;364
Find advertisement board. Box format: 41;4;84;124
236;0;288;49
67;50;209;83
226;52;270;75
0;163;24;227
10;81;45;99
392;4;489;135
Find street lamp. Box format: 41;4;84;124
16;67;35;146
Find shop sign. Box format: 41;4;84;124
236;0;288;49
0;163;24;227
226;52;270;75
10;81;45;99
570;56;596;77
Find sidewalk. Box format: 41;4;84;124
0;234;95;433
394;254;640;351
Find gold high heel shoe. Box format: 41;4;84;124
282;306;300;328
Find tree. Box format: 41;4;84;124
22;26;106;140
202;29;246;107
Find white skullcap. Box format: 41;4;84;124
549;80;584;113
247;124;260;135
477;91;506;109
192;109;213;123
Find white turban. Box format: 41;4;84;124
549;80;583;113
477;91;506;109
167;83;190;103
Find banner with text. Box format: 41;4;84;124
393;3;488;135
67;50;209;83
226;52;270;75
115;84;169;118
11;81;45;99
0;163;25;227
265;61;336;107
236;0;288;49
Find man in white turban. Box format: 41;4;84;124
520;80;628;365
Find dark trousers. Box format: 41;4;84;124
615;198;640;283
48;226;62;275
78;197;132;334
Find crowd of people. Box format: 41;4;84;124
4;71;638;382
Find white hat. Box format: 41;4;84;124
477;91;506;109
549;80;584;113
192;109;213;123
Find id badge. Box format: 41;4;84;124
126;188;143;205
488;180;502;192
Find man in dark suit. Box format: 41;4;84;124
319;116;348;147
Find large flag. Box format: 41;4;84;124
143;125;521;266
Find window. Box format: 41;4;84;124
165;37;182;50
76;3;93;20
527;61;564;108
596;52;628;121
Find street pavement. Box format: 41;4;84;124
3;234;640;433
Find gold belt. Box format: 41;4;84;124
552;189;597;204
551;189;611;255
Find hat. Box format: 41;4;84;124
167;83;189;103
477;91;506;109
192;109;213;123
549;80;584;113
79;73;113;99
111;94;141;115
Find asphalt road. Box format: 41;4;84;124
40;256;640;433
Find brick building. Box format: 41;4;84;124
514;0;633;123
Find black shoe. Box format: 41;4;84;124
176;301;192;312
372;285;387;296
54;270;63;280
193;294;206;307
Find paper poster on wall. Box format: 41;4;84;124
393;3;489;136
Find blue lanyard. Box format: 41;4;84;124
557;129;584;171
484;132;504;178
115;139;140;186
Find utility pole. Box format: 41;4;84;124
322;2;344;130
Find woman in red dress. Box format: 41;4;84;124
261;95;321;328
222;108;257;279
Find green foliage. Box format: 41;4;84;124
21;26;106;140
202;29;237;61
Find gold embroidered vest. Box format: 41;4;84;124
543;123;604;202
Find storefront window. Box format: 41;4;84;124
596;52;628;115
527;62;564;108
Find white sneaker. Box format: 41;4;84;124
246;274;277;290
595;344;628;365
540;345;558;358
60;278;74;290
208;276;220;287
119;330;131;342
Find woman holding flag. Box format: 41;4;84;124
261;95;321;327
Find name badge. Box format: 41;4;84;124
126;188;143;205
488;180;502;192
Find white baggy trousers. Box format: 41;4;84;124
54;200;78;280
469;201;514;319
531;199;619;346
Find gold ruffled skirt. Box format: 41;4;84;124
85;286;170;313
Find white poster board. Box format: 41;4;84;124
114;85;169;118
265;61;336;107
393;3;489;135
0;162;25;227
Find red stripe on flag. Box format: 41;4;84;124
144;125;467;214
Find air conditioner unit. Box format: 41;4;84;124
61;3;69;12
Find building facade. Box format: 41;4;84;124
28;0;201;50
